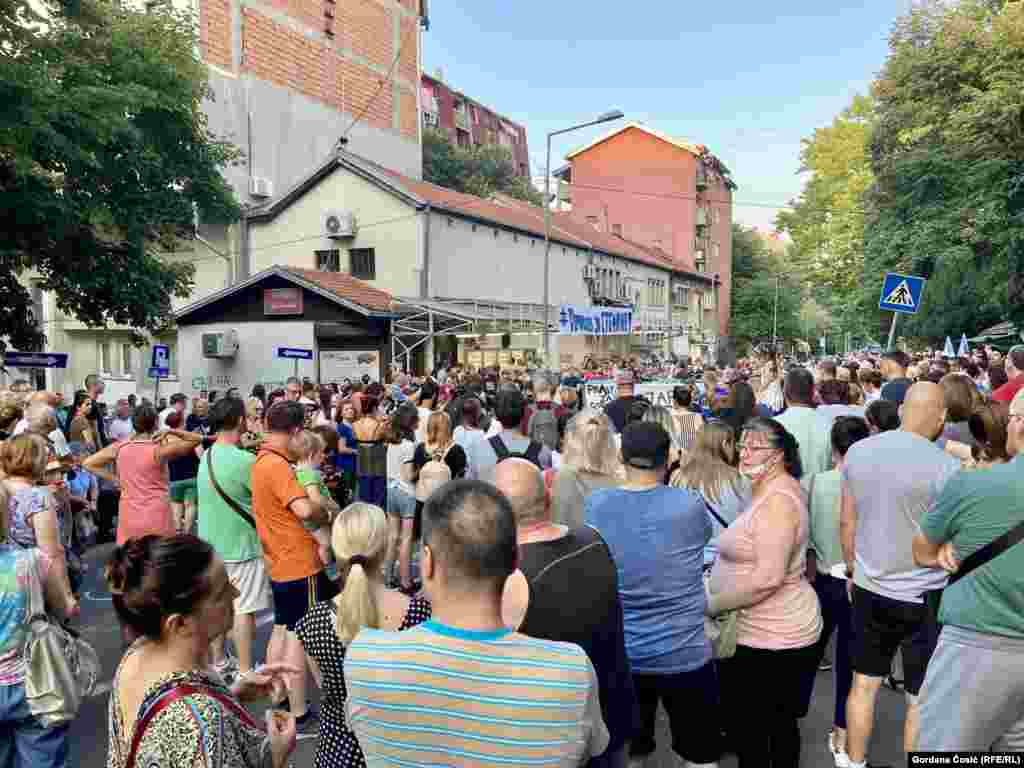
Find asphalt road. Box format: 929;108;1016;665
69;543;908;767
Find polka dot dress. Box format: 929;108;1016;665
296;595;432;768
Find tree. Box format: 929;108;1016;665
863;0;1024;342
729;225;802;353
422;129;542;205
0;0;241;351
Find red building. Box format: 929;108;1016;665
555;123;735;338
421;72;530;178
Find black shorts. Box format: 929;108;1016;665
631;661;721;763
850;583;940;695
270;571;338;631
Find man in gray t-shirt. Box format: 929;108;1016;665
840;382;958;768
469;387;552;485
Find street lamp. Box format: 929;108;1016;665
543;110;625;366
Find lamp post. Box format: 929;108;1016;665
543;110;625;367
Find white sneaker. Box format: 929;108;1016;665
828;731;851;768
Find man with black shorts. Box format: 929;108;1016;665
252;400;336;732
840;382;959;767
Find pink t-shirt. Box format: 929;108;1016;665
115;440;173;545
710;485;821;650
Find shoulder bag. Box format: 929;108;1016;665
926;515;1024;622
700;490;738;660
23;549;100;726
206;448;256;529
124;682;265;768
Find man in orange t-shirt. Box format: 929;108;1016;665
252;399;335;731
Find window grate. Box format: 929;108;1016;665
350;248;376;280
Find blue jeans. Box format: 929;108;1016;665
0;681;69;768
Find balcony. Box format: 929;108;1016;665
696;208;708;227
696;166;708;191
453;107;470;132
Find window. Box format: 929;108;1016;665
713;208;721;225
121;344;133;376
350;248;376;280
316;249;341;272
98;344;111;376
712;243;720;268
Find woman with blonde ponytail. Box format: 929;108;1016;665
295;503;430;768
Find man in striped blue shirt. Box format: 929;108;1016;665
345;480;609;767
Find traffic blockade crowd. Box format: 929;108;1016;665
0;343;1020;768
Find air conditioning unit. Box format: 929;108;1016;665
323;209;358;239
201;330;239;358
249;176;273;198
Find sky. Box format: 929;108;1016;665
422;0;912;232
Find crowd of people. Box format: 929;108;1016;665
0;341;1020;767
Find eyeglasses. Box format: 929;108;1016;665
737;442;778;454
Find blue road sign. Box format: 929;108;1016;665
151;344;171;370
879;273;926;314
277;347;313;360
3;351;69;369
148;366;170;379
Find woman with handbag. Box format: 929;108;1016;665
105;534;299;768
706;417;822;768
0;481;78;766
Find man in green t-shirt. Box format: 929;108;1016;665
197;396;269;680
912;389;1024;751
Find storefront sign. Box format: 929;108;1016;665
263;287;304;316
320;350;380;383
558;305;633;336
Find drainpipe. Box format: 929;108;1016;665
421;204;432;373
238;216;251;280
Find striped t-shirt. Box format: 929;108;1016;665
345;620;609;767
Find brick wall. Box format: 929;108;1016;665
201;0;419;141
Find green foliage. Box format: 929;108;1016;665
864;0;1024;341
422;129;542;205
0;0;241;351
730;225;802;352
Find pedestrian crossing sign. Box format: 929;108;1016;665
879;272;926;314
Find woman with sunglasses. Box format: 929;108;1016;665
706;417;822;767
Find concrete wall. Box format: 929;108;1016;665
177;320;317;398
248;165;422;297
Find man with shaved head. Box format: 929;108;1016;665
839;382;961;768
497;460;636;768
344;479;609;766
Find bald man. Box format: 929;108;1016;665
839;382;961;768
496;459;637;768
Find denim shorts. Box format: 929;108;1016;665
0;680;69;767
387;482;417;520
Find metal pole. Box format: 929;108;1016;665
543;133;552;368
772;275;779;350
294;359;299;381
886;312;899;351
154;376;160;407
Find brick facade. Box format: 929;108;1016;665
421;73;530;178
200;0;421;142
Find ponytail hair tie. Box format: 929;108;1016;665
348;554;368;568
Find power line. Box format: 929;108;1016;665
342;18;416;141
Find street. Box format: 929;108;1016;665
70;543;908;768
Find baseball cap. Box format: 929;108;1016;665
620;422;670;469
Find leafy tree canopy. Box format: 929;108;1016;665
0;0;241;351
423;129;543;206
730;224;802;353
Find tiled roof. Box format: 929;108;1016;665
564;122;704;161
282;267;395;313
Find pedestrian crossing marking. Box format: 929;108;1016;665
882;280;916;308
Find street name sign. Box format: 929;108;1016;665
879;273;926;314
277;347;313;360
3;351;69;369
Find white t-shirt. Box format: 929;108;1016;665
415;407;433;444
108;417;134;442
386;439;417;494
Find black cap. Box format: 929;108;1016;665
621;422;670;469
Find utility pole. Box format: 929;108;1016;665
772;275;780;351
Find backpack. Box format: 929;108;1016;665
489;435;543;469
527;406;560;451
416;444;454;502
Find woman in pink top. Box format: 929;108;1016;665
84;404;203;545
707;416;822;768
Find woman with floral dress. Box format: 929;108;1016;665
105;534;298;768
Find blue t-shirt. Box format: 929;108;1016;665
336;423;357;473
585;485;711;674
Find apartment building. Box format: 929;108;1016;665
421;72;530;177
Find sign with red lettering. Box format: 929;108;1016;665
264;288;303;316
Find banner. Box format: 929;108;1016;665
583;380;684;409
320;350;381;383
558;305;633;336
